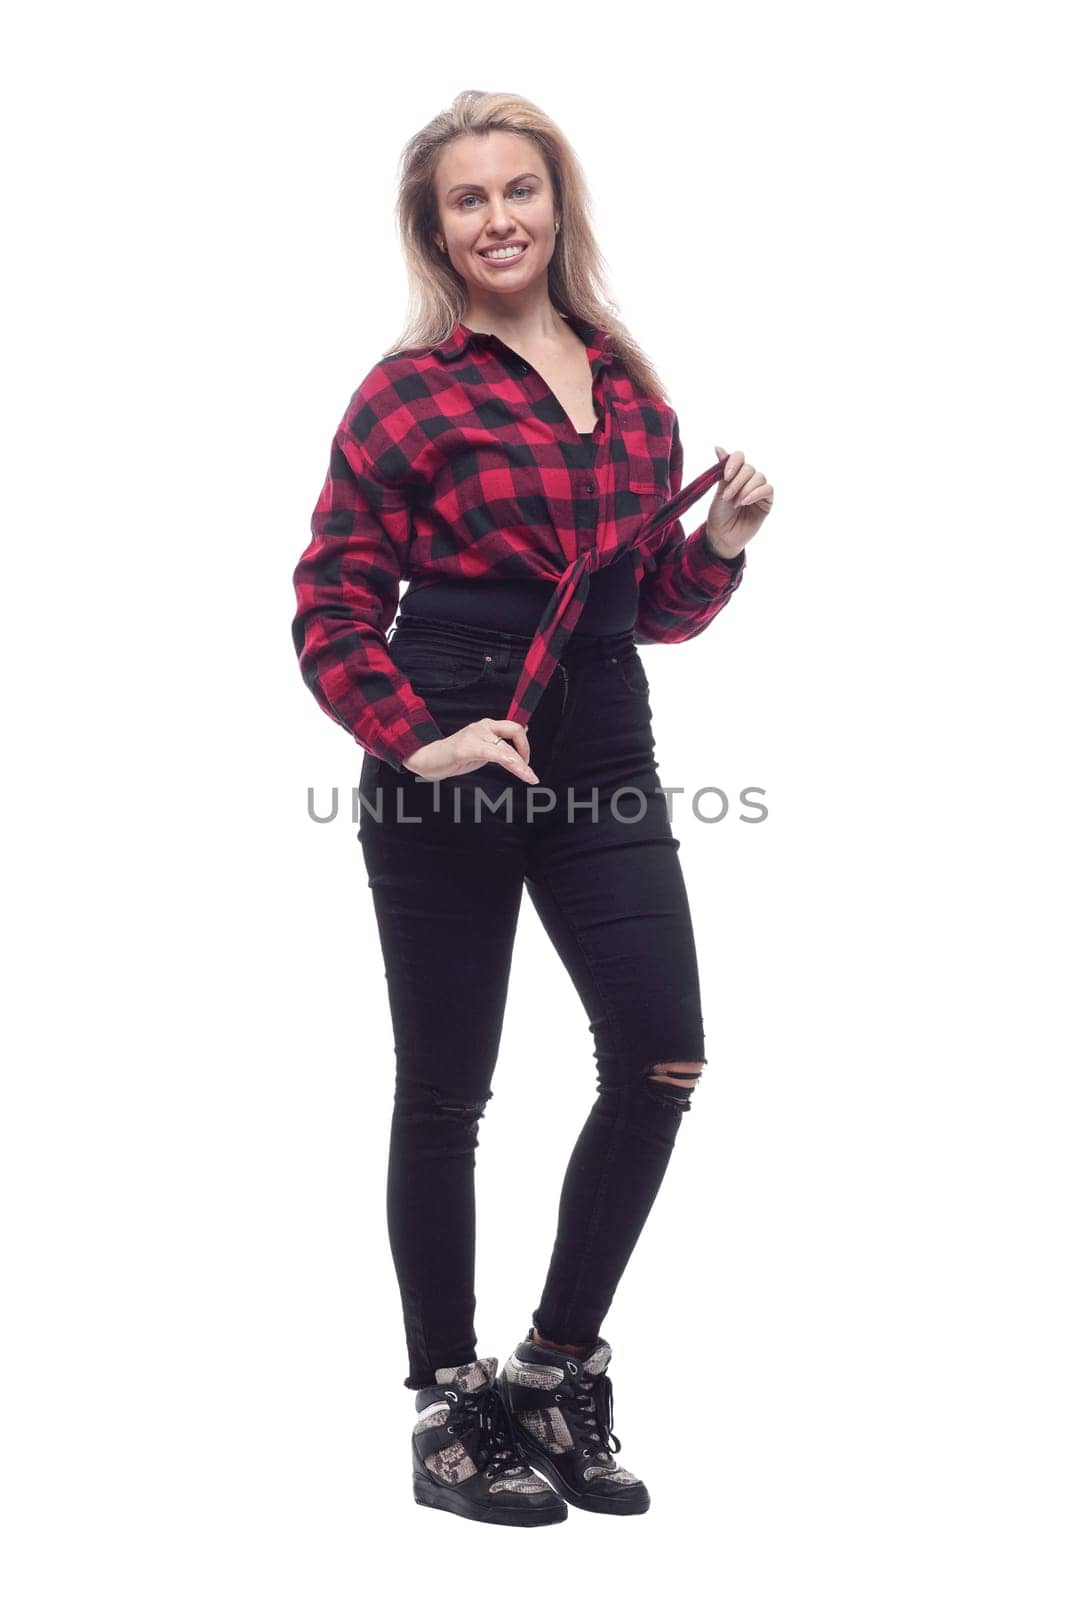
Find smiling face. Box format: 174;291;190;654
432;130;559;309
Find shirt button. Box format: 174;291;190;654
583;482;596;495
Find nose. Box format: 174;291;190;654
484;197;516;234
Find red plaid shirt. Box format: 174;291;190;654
292;315;746;770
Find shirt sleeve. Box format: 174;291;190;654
634;413;746;645
291;421;445;771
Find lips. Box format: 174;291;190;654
478;243;528;260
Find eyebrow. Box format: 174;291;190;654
445;171;541;197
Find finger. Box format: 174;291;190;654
487;747;540;786
724;463;755;502
478;740;539;784
483;717;532;764
732;470;764;502
739;482;773;507
477;724;539;784
714;447;745;483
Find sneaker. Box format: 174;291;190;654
499;1333;651;1515
411;1357;567;1525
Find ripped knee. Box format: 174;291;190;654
644;1059;705;1111
429;1087;492;1122
395;1078;493;1125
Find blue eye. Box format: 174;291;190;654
458;186;532;208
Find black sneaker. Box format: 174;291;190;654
411;1357;567;1525
499;1333;650;1515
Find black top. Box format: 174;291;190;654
398;429;640;637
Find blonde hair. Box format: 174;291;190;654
384;89;670;405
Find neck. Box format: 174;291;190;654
461;296;569;347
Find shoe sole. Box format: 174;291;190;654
498;1388;651;1516
413;1473;568;1525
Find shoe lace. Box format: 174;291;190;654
447;1383;528;1481
559;1370;622;1459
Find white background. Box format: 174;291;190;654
3;2;1063;1595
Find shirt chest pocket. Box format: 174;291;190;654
613;407;674;503
626;460;669;498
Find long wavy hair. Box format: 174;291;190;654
383;89;670;405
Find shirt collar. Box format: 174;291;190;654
431;314;616;375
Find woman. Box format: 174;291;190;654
291;90;773;1527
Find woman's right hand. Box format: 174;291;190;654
402;718;539;785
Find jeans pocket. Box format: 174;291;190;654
615;643;650;697
390;638;494;696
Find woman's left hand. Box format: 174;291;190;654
705;446;774;560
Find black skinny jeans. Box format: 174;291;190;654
356;616;708;1390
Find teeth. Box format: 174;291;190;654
482;245;525;259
